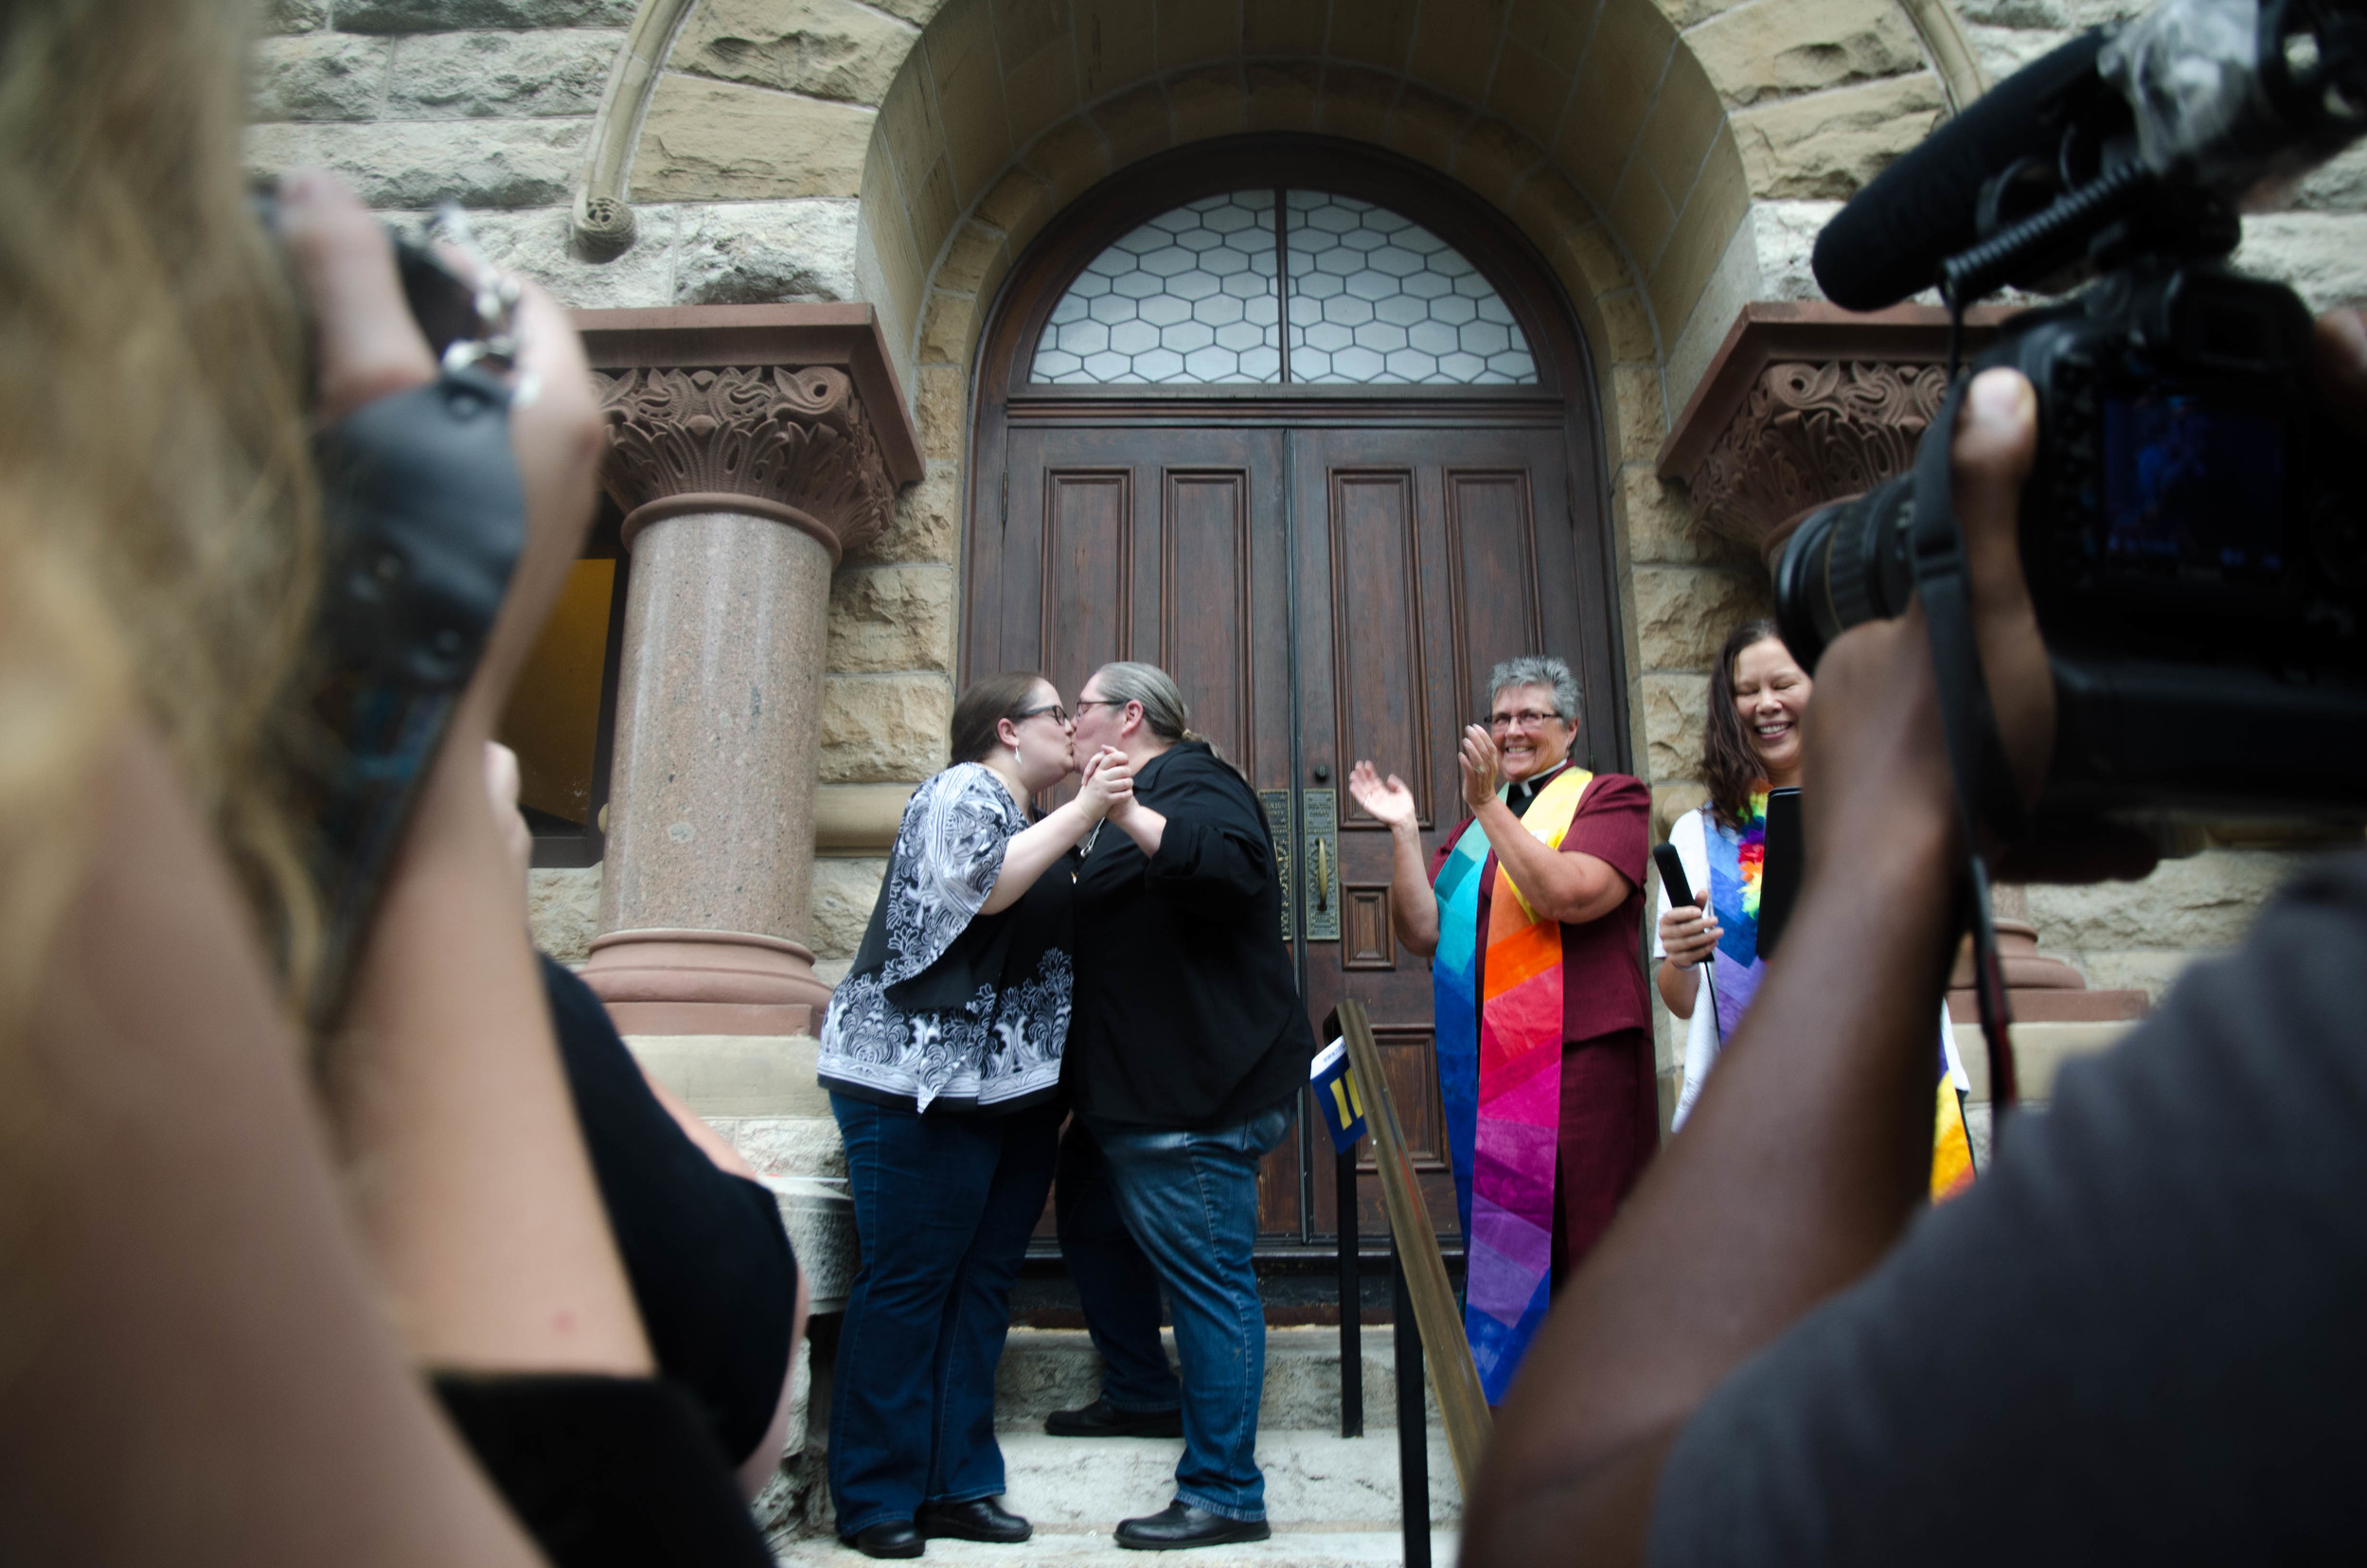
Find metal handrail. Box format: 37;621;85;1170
1324;999;1492;1559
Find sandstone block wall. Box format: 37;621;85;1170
249;0;2367;1017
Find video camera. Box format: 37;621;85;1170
1775;0;2367;829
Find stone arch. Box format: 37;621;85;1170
858;0;1751;438
578;0;1993;400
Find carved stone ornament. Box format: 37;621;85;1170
596;364;898;562
1659;303;2014;561
1692;360;1950;547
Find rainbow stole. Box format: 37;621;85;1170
1430;766;1590;1406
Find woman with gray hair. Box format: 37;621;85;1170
1347;654;1655;1406
1055;661;1315;1549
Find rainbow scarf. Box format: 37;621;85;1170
1707;793;1770;1040
1702;795;1979;1203
1431;765;1591;1405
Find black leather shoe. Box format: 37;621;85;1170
838;1521;925;1559
1114;1502;1272;1550
1044;1398;1184;1438
916;1497;1031;1543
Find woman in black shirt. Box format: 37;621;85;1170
1059;661;1316;1550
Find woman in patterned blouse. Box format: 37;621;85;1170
815;670;1132;1559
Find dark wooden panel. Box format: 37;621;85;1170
1344;884;1394;970
1328;470;1432;828
1040;469;1135;696
1446;468;1545;731
1162;469;1255;778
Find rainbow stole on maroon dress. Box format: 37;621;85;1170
1430;766;1591;1405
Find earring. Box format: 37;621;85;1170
1014;744;1024;770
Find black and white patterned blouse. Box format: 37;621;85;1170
816;762;1073;1114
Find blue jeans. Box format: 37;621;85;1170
1086;1102;1295;1523
828;1094;1061;1536
1055;1118;1184;1414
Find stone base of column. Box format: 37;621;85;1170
579;928;833;1037
1949;919;2151;1024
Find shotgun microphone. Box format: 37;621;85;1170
1809;29;2114;311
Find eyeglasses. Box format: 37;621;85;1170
1009;704;1070;725
1488;709;1564;732
1072;698;1124;716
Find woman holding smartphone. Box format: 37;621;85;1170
1654;620;1811;1129
1657;622;1973;1196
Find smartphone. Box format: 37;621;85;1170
1757;787;1804;960
1652;841;1695;908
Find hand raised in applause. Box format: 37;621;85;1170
1347;759;1418;832
1458;724;1504;811
1657;890;1721;970
1076;746;1134;823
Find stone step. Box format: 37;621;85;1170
773;1528;1461;1566
772;1431;1461;1566
989;1432;1460;1531
994;1328;1439;1433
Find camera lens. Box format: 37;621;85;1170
1772;474;1917;668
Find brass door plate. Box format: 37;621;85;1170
1259;788;1294;942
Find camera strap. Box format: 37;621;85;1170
1908;377;2025;1112
306;365;525;1025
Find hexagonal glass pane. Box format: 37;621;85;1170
1284;191;1538;385
1031;190;1280;383
1029;187;1537;386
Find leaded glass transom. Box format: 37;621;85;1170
1286;192;1536;384
1031;192;1282;384
1028;187;1538;387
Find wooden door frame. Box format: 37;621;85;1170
963;134;1628;769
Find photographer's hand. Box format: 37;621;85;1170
278;170;649;1378
1465;368;2052;1568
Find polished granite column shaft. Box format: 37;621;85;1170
588;505;835;1033
578;358;905;1035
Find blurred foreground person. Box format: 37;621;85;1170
1466;347;2367;1566
0;0;771;1561
1348;656;1653;1406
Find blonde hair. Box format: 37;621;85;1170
0;0;322;1032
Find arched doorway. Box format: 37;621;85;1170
963;136;1623;1251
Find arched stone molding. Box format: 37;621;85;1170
573;0;1994;393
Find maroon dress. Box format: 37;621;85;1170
1431;765;1660;1282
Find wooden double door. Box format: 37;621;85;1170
965;412;1623;1248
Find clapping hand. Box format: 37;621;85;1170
1347;759;1418;830
1657;889;1720;969
1458;724;1503;811
1077;746;1134;822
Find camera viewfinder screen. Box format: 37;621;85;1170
2100;393;2286;582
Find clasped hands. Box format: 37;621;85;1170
1076;746;1136;825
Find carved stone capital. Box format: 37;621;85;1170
573;304;926;565
596;365;896;562
1660;303;2014;561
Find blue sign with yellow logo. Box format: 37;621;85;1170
1309;1038;1367;1154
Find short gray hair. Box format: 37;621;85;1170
1486;656;1580;726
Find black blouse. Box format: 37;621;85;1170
1066;742;1317;1130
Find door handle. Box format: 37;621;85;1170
1302;788;1340;941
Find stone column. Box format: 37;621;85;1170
581;363;899;1035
